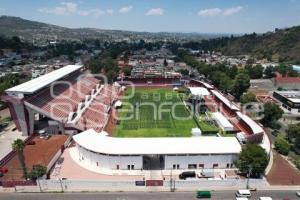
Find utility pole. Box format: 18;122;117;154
246;166;252;189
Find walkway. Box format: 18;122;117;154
0;124;27;160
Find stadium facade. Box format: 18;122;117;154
3;65;270;173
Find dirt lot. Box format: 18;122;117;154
267;152;300;185
0;135;68;180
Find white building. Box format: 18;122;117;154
212;112;234;132
72;129;241;172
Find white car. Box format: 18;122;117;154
259;197;273;200
296;191;300;197
236;198;248;200
235;190;251;198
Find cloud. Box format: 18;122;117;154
119;5;133;14
106;9;114;15
146;8;164;16
198;6;243;17
38;2;106;17
198;8;222;17
223;6;243;16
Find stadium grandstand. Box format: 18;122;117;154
2;65;121;136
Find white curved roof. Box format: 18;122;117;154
236;112;264;134
188;87;210;96
211;90;239;111
73;129;241;155
6;65;83;94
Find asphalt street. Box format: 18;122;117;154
0;191;299;200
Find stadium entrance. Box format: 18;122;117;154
143;155;165;170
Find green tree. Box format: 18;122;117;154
122;66;132;76
264;66;275;78
240;92;257;105
231;71;250;99
246;64;264;79
274;134;291;155
12;139;27;178
286;123;300;149
234;144;268;178
261;103;283;128
29;165;47;180
163;59;168;67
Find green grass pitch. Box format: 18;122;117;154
113;88;198;137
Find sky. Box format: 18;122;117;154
0;0;300;34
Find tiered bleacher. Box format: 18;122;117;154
23;69;120;133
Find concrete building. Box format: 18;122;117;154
72;129;241;171
273;91;300;114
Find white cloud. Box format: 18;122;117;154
106;9;114;15
119;5;133;14
223;6;243;16
38;2;106;17
198;6;243;17
198;8;222;17
146;8;164;16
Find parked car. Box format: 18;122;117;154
196;190;211;198
235;190;251;198
179;171;196;180
259;197;273;200
296;191;300;197
236;198;248;200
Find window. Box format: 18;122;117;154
96;162;99;166
213;163;218;168
199;164;204;168
131;165;134;170
188;164;197;169
173;164;176;169
116;165;119;170
177;164;180;169
127;165;130;170
226;163;230;168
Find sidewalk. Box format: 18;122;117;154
1;184;300;193
0;124;26;160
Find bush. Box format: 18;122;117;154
29;165;47;180
275;134;291;155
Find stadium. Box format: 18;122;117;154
3;65;270;175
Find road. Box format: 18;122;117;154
0;191;298;200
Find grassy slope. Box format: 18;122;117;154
113;88;197;137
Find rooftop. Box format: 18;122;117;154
6;65;83;95
73;129;241;155
188;87;210;96
236;112;264;135
211;90;239;111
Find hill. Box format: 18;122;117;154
198;26;300;64
0;16;221;44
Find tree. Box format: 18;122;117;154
264;66;275;78
274;134;291;155
231;71;250;99
29;165;47;180
286;123;300;149
261;103;283;128
234;144;268;178
240;92;257;105
246;64;264;79
12;139;27;178
122;66;132;76
163;59;168;67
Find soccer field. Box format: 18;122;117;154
113;88;198;137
